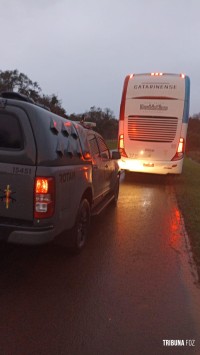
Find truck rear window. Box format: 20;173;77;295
0;112;23;149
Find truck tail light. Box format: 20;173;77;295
118;134;128;157
34;177;55;219
172;138;185;161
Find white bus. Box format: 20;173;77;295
118;72;190;174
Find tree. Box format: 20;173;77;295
0;69;67;117
0;69;41;101
0;69;118;138
38;94;67;117
186;116;200;151
69;106;119;139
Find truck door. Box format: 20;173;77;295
0;104;36;223
88;133;105;203
96;135;114;193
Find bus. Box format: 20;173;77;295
118;72;190;174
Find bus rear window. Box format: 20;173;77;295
0;112;23;149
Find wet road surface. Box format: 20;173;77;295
0;172;200;355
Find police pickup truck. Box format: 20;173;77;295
0;92;120;252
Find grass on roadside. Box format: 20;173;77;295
173;157;200;271
186;150;200;163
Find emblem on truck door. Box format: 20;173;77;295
0;185;16;209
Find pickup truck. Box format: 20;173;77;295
0;92;120;252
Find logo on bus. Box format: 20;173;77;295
140;104;168;111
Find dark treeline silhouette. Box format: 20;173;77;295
0;69;118;140
68;106;118;139
0;69;66;117
186;114;200;151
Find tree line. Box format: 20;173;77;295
1;69;200;147
0;69;118;139
187;115;200;152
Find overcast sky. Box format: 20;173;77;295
1;0;200;117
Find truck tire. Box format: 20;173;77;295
70;198;91;253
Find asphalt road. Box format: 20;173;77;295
0;172;200;355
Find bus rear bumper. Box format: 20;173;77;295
118;157;183;175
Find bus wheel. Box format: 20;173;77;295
70;199;91;253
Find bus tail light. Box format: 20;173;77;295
177;138;184;153
119;134;124;149
172;138;185;161
34;177;55;219
118;134;128;157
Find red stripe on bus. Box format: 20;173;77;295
119;75;130;121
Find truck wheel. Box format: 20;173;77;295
70;198;91;253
